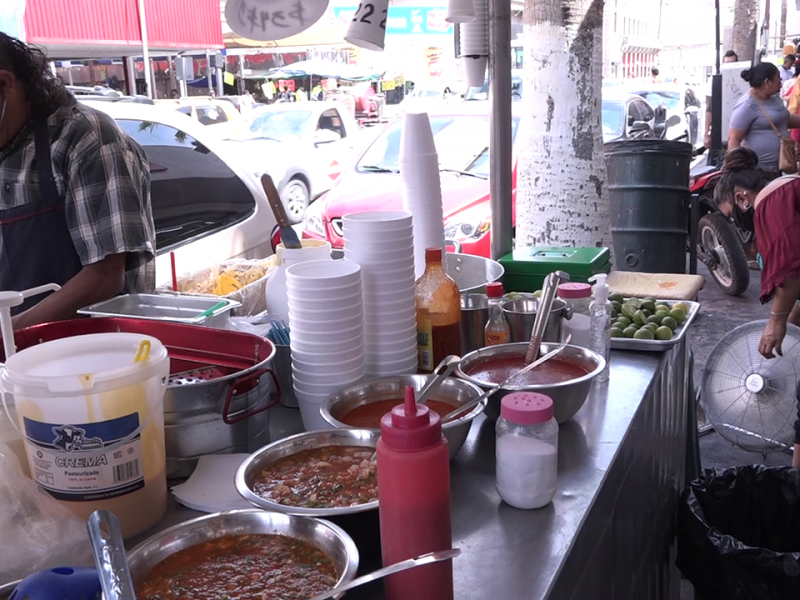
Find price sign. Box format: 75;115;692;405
225;0;328;41
344;0;390;51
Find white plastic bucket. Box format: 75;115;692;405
1;332;170;539
0;401;28;477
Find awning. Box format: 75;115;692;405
266;59;385;80
223;20;347;50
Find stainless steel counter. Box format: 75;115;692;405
129;341;691;600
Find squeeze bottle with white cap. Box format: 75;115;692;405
377;386;454;600
589;274;611;383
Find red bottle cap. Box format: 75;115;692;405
380;386;443;450
425;247;443;263
500;392;554;424
557;282;592;299
486;282;504;298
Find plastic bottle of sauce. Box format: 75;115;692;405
416;247;461;372
377;386;454;600
484;282;510;346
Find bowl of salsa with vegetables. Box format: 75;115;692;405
320;374;485;460
235;429;382;516
127;509;358;600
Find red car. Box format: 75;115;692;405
302;106;521;256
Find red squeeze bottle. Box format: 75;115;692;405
377;386;454;600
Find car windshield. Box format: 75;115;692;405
602;101;624;136
638;91;681;110
357;115;519;178
249;110;312;140
407;89;441;99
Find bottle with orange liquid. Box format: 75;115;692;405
415;248;461;372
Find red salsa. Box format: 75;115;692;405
341;398;456;428
465;355;590;385
134;533;337;599
254;445;377;509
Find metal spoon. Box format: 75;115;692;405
442;335;572;424
307;548;461;600
417;354;461;405
87;510;136;600
525;271;570;364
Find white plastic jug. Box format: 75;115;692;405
1;332;170;539
266;239;332;322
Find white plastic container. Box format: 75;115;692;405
1;333;170;538
0;402;29;477
265;239;332;323
558;282;592;349
495;392;558;510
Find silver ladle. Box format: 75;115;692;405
87;510;136;600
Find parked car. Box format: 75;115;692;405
302;106;521;257
398;86;460;113
157;97;246;139
602;92;659;143
81;100;276;287
465;74;524;101
245;102;364;221
627;84;704;145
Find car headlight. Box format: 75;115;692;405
443;207;491;241
303;200;325;236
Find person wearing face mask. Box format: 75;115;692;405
729;62;800;176
0;34;155;329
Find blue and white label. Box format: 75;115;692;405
23;413;144;502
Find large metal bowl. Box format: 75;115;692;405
455;342;605;423
320;375;485;459
235;429;381;516
445;252;504;292
127;509;358;599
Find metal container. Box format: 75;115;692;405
446;253;504;292
127;509;359;599
455;342;605;423
502;297;572;343
79;293;240;328
320;375;486;460
8;318;280;479
236;429;381;517
460;293;488;355
274;344;298;408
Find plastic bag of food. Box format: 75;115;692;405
0;441;93;583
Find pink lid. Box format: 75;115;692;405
500;392;554;425
380;386;443;450
486;282;504;298
558;282;591;299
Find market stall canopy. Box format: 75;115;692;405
267;59;385;80
223;20;347;49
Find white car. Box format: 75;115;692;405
628;84;704;145
82;100;277;288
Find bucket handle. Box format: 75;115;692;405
222;368;281;425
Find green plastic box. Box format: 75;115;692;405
499;246;612;293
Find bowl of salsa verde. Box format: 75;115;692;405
320;374;486;460
235;429;381;516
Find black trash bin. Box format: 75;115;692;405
677;465;800;600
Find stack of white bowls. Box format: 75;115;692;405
459;0;488;87
399;112;446;279
286;260;366;430
342;212;418;378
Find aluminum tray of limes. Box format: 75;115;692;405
609;294;700;351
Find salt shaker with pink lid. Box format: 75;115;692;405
495;392;558;509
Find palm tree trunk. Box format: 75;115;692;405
732;0;759;61
516;0;610;249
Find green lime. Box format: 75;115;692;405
621;304;638;320
655;326;674;341
610;327;624;338
656;303;671;313
646;315;662;325
655;310;670;320
609;292;625;303
633;309;648;326
532;290;542;298
669;308;686;325
641;300;656;313
611;300;622;313
633;328;655;340
623;326;638;338
627;298;642;309
643;323;659;333
673;302;689;314
615;316;632;327
661;316;678;331
642;308;652;317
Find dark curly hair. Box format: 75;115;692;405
0;33;73;117
714;148;771;207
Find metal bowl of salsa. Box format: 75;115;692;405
320;375;486;460
455;342;606;423
127;509;359;600
235;429;381;517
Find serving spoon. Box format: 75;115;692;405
416;354;461;405
87;510;136;600
307;548;461;600
441;335;572;424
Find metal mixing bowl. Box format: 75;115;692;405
320;374;486;460
235;429;381;516
455;342;605;423
127;509;358;599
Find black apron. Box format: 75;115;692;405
0;119;84;314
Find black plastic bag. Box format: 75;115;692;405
677;465;800;600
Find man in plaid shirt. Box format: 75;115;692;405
0;34;155;329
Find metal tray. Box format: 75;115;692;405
610;299;700;352
78;293;240;326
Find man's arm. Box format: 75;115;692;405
12;253;126;329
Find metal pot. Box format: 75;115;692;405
502;297;573;343
455;342;605;423
320;374;486;459
127;509;359;600
460;293;488;355
445;253;504;292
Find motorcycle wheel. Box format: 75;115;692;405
698;213;750;296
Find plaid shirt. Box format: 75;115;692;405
0;100;156;293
